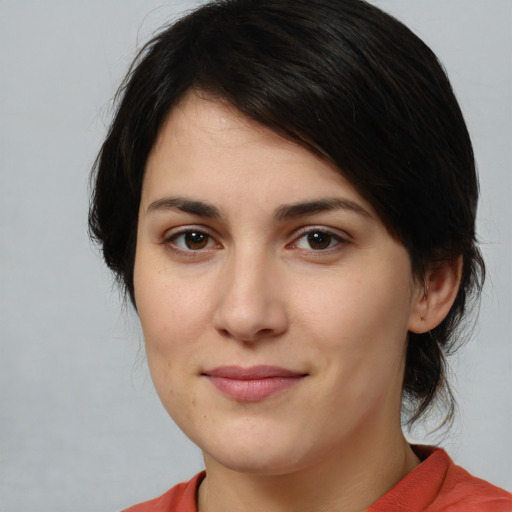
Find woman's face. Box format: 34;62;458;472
134;92;423;475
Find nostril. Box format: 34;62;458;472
216;327;231;338
214;324;283;344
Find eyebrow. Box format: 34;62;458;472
147;196;221;218
146;196;370;220
274;197;371;221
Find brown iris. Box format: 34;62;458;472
307;232;332;250
184;231;209;250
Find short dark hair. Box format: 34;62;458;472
89;0;485;425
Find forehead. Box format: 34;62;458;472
150;91;308;166
143;92;376;215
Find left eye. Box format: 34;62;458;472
168;230;217;251
294;231;343;250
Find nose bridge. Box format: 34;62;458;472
213;244;287;342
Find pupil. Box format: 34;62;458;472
308;232;331;250
185;232;208;250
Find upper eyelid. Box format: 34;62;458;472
284;228;351;256
290;225;351;242
162;225;221;249
162;224;216;239
162;228;222;256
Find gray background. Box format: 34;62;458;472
1;1;510;511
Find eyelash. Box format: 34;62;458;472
164;227;220;255
287;227;348;254
162;226;348;256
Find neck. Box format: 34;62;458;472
198;427;419;512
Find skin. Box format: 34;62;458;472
133;92;459;512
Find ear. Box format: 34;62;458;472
408;256;463;334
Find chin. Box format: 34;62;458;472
199;428;322;476
207;447;304;475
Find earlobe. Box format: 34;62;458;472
408;256;463;334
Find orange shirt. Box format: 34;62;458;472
367;446;511;511
122;447;512;512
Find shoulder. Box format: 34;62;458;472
120;472;205;512
369;446;512;512
427;449;512;512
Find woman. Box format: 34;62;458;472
89;0;512;510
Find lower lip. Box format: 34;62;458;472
206;376;303;401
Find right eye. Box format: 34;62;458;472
166;229;218;252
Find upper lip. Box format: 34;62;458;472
202;365;307;380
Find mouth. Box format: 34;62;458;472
202;365;308;402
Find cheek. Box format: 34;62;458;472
134;269;207;421
135;243;210;332
300;265;411;343
295;263;412;389
134;255;205;381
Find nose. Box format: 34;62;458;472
212;252;288;343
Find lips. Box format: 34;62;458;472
202;365;307;401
